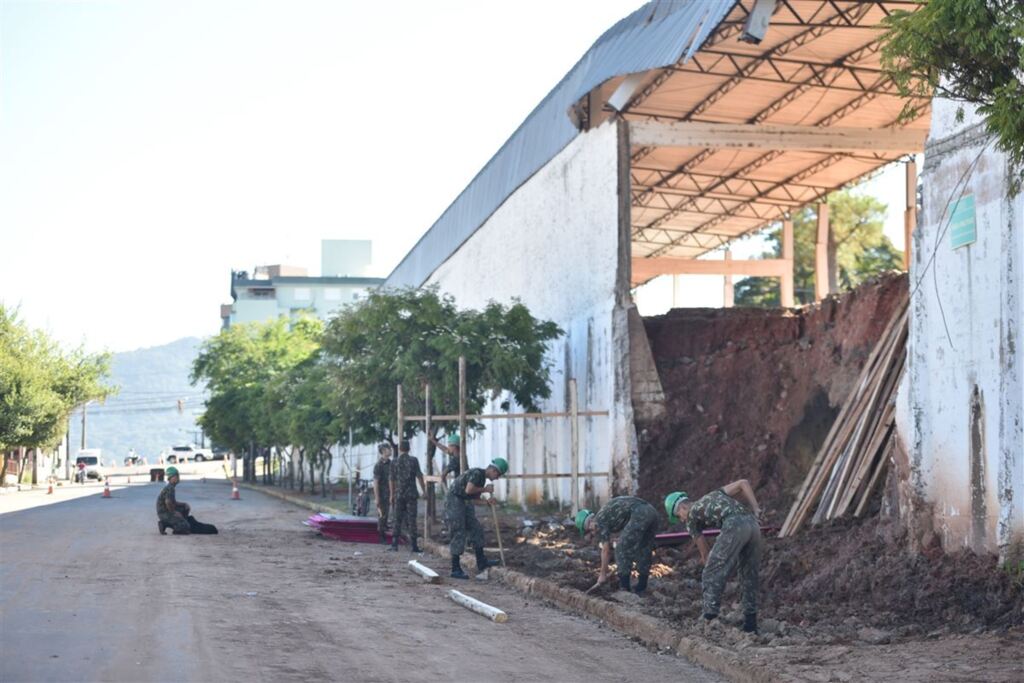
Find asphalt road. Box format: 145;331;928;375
0;479;721;683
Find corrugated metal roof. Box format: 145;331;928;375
384;0;738;288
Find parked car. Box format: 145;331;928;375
75;453;104;480
163;444;214;463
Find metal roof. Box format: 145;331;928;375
385;0;738;287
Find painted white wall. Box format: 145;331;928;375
895;99;1023;558
417;120;632;508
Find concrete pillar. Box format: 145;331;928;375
723;250;734;307
904;158;917;270
780;219;795;307
815;203;831;300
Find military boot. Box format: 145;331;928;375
158;521;167;535
618;574;631;592
474;547;494;572
634;573;649;595
451;556;469;579
388;538;399;552
743;613;758;634
410;539;421;553
379;531;387;545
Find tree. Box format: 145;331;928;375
0;306;114;485
321;287;563;453
191;316;321;483
735;190;902;307
882;0;1024;191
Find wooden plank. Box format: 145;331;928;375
569;378;580;515
448;589;508;623
629;120;928;153
409;560;441;583
458;356;467;474
404;410;609;421
815;203;831;300
501;472;609;480
780;219;794;307
904;159;917;270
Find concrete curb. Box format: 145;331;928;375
237;482;350;515
242;484;771;683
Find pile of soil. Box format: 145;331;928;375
457;512;1023;648
638;273;907;521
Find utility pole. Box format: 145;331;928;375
80;404;87;450
65;429;71;481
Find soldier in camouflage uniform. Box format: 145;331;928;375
665;479;764;633
389;440;425;553
444;457;508;579
372;443;393;544
430;433;462;489
156;466;191;535
575;496;659;594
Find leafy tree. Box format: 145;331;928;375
321;287;563;458
882;0;1024;191
735;190;902;307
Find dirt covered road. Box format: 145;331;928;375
0;479;722;683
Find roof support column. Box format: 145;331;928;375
780;218;795;307
815;203;832;300
904;158;917;270
723;250;734;307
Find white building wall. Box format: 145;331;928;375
896;100;1024;558
417;120;633;508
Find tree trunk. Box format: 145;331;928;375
298;449;305;492
0;450;9;487
31;448;37;485
308;457;316;496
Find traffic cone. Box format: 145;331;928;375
47;480;54;495
231;480;240;500
102;479;111;498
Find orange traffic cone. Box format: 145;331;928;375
102;479;111;498
231;480;240;500
47;480;54;495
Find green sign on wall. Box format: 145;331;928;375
950;194;977;249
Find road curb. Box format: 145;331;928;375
240;484;771;683
416;537;771;683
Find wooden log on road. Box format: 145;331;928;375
448;589;508;623
408;560;441;584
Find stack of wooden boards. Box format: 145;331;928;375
779;291;909;537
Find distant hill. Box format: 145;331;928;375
68;337;207;464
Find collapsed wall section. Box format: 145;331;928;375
425;120;633;506
637;274;908;518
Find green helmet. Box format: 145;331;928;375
165;466;180;479
575;509;593;535
489;457;508;475
665;491;689;524
447;433;461;446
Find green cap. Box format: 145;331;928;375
166;466;179;479
447;433;461;446
489;457;508;475
664;491;689;524
575;509;593;535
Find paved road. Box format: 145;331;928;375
0;479;721;683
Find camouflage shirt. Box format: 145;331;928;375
687;489;752;536
373;459;392;493
392;453;422;499
593;496;656;542
156;481;178;516
450;467;486;499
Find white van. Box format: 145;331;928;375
75;449;104;480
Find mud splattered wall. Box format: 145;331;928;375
896;100;1024;558
423;120;634;506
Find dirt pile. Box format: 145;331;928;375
639;273;908;520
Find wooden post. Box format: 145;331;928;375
425;383;435;534
904;158;917;271
569;378;580;514
458;356;468;473
780;218;795;307
815;203;831;300
448;589;508;623
397;384;404;443
723;250;734;308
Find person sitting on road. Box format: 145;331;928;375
575;496;660;595
665;480;764;634
156;466;191;535
444;457;508;579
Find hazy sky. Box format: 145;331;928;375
1;0;641;352
1;0;909;352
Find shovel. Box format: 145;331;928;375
488;498;506;567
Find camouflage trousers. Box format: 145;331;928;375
393;495;418;544
444;496;483;557
702;514;763;617
377;492;390;535
158;511;190;534
614;503;658;581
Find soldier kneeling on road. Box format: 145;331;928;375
575;496;660;595
665;480;764;634
157;466;218;535
444;457;508;579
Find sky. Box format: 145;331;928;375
1;0;911;351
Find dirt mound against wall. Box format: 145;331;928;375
639;273;907;521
